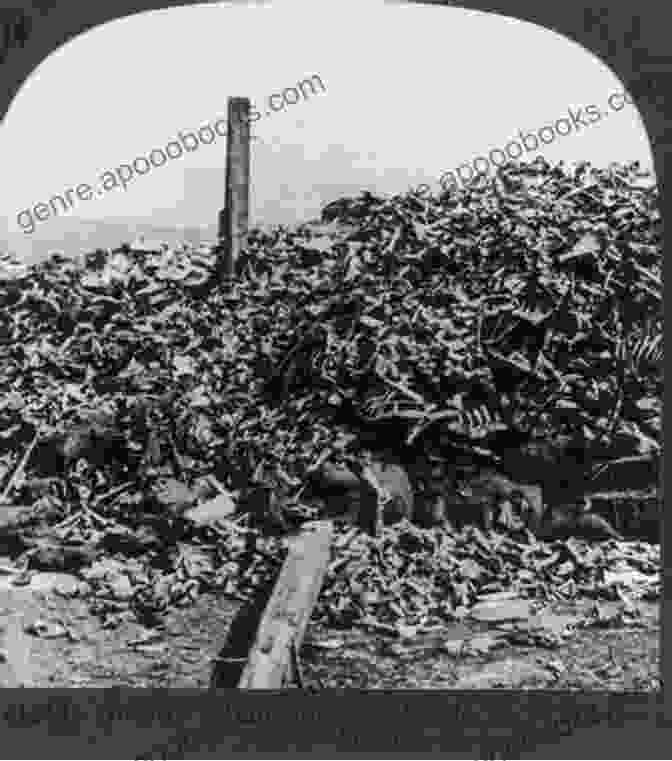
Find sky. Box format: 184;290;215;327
0;0;655;262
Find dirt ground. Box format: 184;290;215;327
301;600;660;690
0;560;659;690
0;571;242;688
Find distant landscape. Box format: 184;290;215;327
0;216;221;266
0;200;341;266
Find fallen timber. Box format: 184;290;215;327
227;520;333;689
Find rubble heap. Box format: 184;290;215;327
0;158;661;627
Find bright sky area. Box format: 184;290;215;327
0;0;655;263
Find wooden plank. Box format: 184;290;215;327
238;520;333;689
0;429;40;504
218;96;250;278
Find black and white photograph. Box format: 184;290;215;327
0;0;661;699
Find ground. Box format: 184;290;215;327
0;561;659;690
301;600;660;690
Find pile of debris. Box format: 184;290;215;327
315;520;659;632
0;515;658;635
0;158;661;628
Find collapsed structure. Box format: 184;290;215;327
0;158;661;629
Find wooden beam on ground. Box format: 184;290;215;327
238;520;333;689
218;96;250;279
